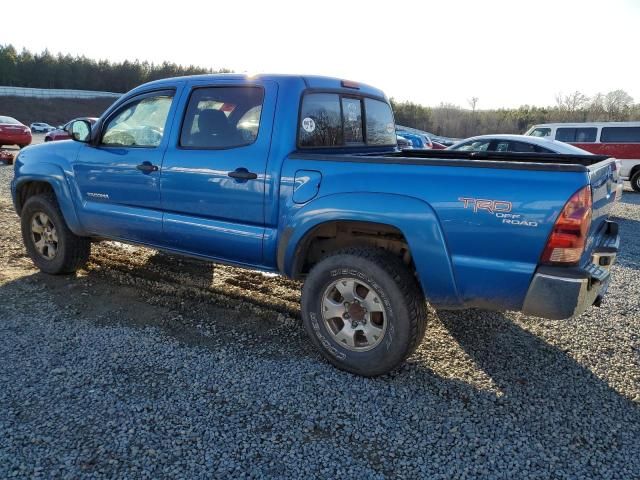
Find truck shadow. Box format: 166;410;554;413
430;308;640;465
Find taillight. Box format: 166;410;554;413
541;185;592;265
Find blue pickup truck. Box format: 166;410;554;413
11;74;620;376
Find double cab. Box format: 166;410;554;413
12;74;620;376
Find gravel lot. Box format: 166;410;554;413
0;141;639;479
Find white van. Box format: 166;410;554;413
525;122;640;191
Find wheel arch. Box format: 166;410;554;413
277;192;462;308
13;166;86;235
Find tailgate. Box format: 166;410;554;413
583;158;619;262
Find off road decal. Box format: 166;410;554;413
459;197;538;227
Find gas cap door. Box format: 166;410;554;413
293;170;322;204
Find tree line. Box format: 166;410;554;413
392;89;640;139
2;44;639;138
0;44;230;93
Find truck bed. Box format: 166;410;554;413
292;149;611;172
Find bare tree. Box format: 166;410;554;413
604;89;634;120
467;96;479;113
555;91;589;118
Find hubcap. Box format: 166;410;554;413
321;278;387;351
30;212;58;260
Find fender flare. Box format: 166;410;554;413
278;192;461;308
12;163;87;236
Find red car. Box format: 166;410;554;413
45;117;98;142
0;116;32;148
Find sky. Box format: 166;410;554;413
3;0;639;109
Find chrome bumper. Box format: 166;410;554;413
522;220;619;320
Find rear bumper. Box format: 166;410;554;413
522;220;619;320
0;132;32;145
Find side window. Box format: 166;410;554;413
555;127;597;142
555;128;575;142
575;128;597;142
601;127;640;143
534;145;553;153
102;93;174;147
510;141;537;153
364;98;396;146
299;93;343;147
495;141;509;152
454;139;492;152
180;86;264;149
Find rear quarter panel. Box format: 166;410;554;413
279;156;589;311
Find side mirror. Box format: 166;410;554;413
68;120;92;143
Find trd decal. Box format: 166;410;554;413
459;197;538;227
459;197;512;213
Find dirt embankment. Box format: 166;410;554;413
0;96;115;126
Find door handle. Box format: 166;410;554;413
136;161;159;173
228;168;258;181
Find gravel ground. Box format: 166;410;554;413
0;144;639;479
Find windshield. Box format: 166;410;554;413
528;127;551;137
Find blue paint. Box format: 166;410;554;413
11;73;617;315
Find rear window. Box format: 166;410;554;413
555;127;597;143
0;116;21;125
364;98;396;145
342;97;363;144
601;126;640;143
298;93;395;147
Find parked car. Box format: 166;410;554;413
396;131;432;149
11;74;620;376
0;116;32;149
448;134;624;200
448;134;594;154
396;134;413;149
426;133;458;146
30;122;55;133
45;117;98;142
526;122;640;191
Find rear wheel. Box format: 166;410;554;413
21;193;91;274
631;170;640;192
301;248;427;376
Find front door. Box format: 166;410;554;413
160;80;277;266
73;89;176;243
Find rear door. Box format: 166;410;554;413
160;79;278;266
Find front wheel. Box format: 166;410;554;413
630;171;640;192
301;248;427;376
21;193;91;274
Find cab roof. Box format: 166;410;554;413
130;73;388;100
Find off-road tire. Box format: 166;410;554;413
301;247;427;376
21;193;91;274
631;170;640;192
